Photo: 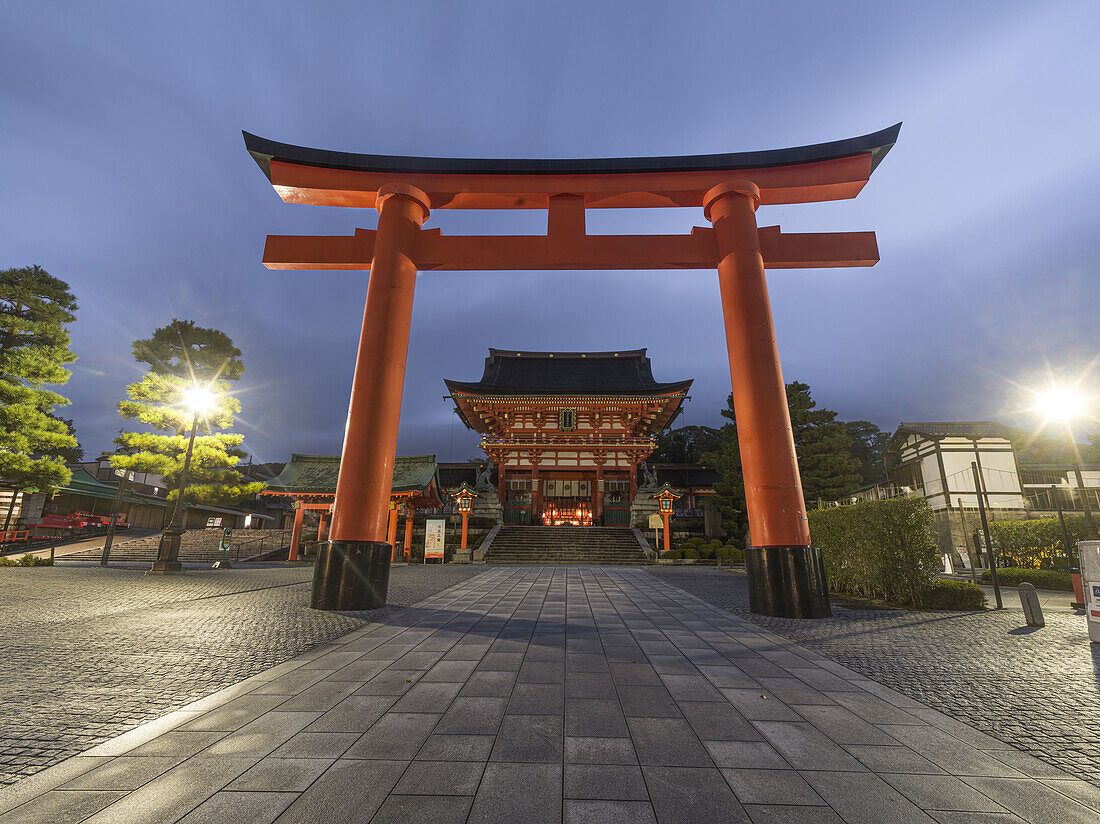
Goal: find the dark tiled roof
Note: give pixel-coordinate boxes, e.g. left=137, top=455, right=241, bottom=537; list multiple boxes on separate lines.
left=895, top=422, right=1015, bottom=439
left=653, top=464, right=722, bottom=487
left=243, top=124, right=901, bottom=179
left=266, top=454, right=440, bottom=496
left=445, top=349, right=691, bottom=397
left=438, top=463, right=497, bottom=489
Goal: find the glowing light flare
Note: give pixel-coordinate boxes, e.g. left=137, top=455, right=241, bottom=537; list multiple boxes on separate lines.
left=182, top=385, right=220, bottom=415
left=1033, top=385, right=1088, bottom=422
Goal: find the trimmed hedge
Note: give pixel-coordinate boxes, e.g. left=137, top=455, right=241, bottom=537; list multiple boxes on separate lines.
left=922, top=579, right=986, bottom=610
left=681, top=548, right=699, bottom=560
left=663, top=550, right=682, bottom=560
left=987, top=516, right=1086, bottom=570
left=808, top=497, right=941, bottom=606
left=980, top=568, right=1074, bottom=591
left=0, top=554, right=53, bottom=567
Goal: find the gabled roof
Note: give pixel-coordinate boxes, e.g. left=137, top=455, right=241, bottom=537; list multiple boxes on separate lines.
left=265, top=454, right=441, bottom=501
left=886, top=422, right=1017, bottom=456
left=58, top=468, right=168, bottom=507
left=445, top=349, right=692, bottom=397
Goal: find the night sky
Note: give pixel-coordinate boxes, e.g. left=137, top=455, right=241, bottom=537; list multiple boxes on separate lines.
left=3, top=1, right=1098, bottom=464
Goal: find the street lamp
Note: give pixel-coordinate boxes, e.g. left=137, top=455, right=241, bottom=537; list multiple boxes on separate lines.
left=148, top=384, right=220, bottom=574
left=1033, top=384, right=1097, bottom=541
left=452, top=483, right=478, bottom=550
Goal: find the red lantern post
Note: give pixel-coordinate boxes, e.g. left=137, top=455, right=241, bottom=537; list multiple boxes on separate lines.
left=652, top=484, right=681, bottom=555
left=453, top=483, right=478, bottom=550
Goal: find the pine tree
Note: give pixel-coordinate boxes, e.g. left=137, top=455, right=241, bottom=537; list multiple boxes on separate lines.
left=0, top=265, right=80, bottom=492
left=705, top=382, right=862, bottom=542
left=651, top=425, right=724, bottom=464
left=843, top=420, right=890, bottom=486
left=112, top=319, right=264, bottom=506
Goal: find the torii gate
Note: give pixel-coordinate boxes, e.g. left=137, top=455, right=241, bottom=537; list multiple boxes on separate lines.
left=244, top=124, right=900, bottom=618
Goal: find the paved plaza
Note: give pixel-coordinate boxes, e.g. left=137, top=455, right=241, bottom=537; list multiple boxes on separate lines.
left=651, top=566, right=1100, bottom=785
left=0, top=563, right=483, bottom=785
left=3, top=566, right=1099, bottom=823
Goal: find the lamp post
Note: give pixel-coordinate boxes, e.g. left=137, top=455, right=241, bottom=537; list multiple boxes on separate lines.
left=1035, top=386, right=1097, bottom=541
left=453, top=483, right=477, bottom=550
left=148, top=386, right=218, bottom=575
left=652, top=483, right=681, bottom=555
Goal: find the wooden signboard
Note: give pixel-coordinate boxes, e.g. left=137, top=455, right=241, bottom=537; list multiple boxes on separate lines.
left=425, top=519, right=446, bottom=561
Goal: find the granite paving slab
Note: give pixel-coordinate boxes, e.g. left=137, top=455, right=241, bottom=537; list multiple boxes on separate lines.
left=2, top=566, right=1098, bottom=824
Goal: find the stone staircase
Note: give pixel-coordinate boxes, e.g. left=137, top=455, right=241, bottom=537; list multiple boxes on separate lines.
left=62, top=528, right=291, bottom=564
left=487, top=525, right=649, bottom=565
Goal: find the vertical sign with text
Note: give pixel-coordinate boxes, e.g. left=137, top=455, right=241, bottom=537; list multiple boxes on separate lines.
left=425, top=519, right=446, bottom=560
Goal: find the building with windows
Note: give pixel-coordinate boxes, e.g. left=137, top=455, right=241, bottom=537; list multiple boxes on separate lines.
left=446, top=349, right=690, bottom=526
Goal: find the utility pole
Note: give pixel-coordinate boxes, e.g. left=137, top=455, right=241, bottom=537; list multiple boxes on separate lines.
left=972, top=462, right=1002, bottom=609
left=100, top=469, right=130, bottom=565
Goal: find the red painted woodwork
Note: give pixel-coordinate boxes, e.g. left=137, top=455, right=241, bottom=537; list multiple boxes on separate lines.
left=706, top=181, right=811, bottom=547
left=267, top=153, right=874, bottom=210
left=262, top=226, right=878, bottom=272
left=289, top=504, right=304, bottom=561
left=328, top=185, right=429, bottom=545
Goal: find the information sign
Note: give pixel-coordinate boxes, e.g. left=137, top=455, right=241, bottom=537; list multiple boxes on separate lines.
left=425, top=519, right=446, bottom=560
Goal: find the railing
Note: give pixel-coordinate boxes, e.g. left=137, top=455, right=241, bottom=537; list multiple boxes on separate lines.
left=0, top=530, right=30, bottom=544
left=481, top=434, right=657, bottom=449
left=230, top=529, right=293, bottom=562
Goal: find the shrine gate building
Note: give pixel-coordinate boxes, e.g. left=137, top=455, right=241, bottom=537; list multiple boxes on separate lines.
left=447, top=349, right=688, bottom=527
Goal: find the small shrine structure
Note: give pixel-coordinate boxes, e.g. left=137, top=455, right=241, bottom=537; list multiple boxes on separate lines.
left=263, top=454, right=443, bottom=561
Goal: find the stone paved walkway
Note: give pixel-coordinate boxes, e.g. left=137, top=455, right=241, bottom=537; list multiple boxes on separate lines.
left=0, top=563, right=484, bottom=785
left=648, top=566, right=1100, bottom=785
left=4, top=566, right=1098, bottom=823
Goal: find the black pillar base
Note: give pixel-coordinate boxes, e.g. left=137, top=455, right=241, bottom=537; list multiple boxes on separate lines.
left=745, top=545, right=831, bottom=619
left=146, top=560, right=183, bottom=575
left=311, top=541, right=392, bottom=610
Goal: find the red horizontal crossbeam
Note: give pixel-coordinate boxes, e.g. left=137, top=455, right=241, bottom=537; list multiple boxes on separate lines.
left=262, top=225, right=878, bottom=272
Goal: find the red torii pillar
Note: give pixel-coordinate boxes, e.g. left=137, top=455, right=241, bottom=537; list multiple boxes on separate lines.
left=706, top=181, right=827, bottom=617
left=312, top=184, right=429, bottom=609
left=288, top=503, right=304, bottom=562
left=403, top=505, right=414, bottom=559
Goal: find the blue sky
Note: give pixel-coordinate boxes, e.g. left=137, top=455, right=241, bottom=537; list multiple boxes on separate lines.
left=2, top=0, right=1098, bottom=462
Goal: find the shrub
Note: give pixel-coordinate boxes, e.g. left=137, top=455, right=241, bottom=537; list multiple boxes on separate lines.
left=980, top=568, right=1073, bottom=591
left=716, top=547, right=731, bottom=561
left=708, top=539, right=723, bottom=547
left=681, top=537, right=704, bottom=548
left=728, top=548, right=744, bottom=563
left=921, top=579, right=986, bottom=610
left=808, top=497, right=940, bottom=607
left=681, top=548, right=699, bottom=560
left=987, top=517, right=1086, bottom=570
left=0, top=554, right=53, bottom=567
left=663, top=550, right=682, bottom=561
left=697, top=547, right=714, bottom=560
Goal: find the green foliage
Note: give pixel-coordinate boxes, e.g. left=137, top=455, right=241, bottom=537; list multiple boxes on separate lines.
left=980, top=568, right=1074, bottom=591
left=707, top=382, right=862, bottom=538
left=663, top=550, right=682, bottom=560
left=0, top=266, right=80, bottom=492
left=0, top=553, right=53, bottom=567
left=921, top=579, right=986, bottom=610
left=716, top=547, right=731, bottom=560
left=809, top=497, right=941, bottom=606
left=987, top=516, right=1086, bottom=570
left=651, top=425, right=724, bottom=464
left=681, top=548, right=699, bottom=560
left=113, top=320, right=264, bottom=506
left=728, top=547, right=744, bottom=562
left=696, top=546, right=714, bottom=560
left=844, top=420, right=890, bottom=486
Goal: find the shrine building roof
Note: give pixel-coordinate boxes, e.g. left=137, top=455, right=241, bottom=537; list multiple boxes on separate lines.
left=445, top=349, right=692, bottom=398
left=265, top=454, right=441, bottom=500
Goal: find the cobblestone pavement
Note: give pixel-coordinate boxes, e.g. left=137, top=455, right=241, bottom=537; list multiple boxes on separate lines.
left=0, top=563, right=486, bottom=785
left=4, top=566, right=1099, bottom=824
left=647, top=566, right=1100, bottom=785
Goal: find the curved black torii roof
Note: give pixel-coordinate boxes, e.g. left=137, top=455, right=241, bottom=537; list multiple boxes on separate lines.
left=243, top=123, right=901, bottom=180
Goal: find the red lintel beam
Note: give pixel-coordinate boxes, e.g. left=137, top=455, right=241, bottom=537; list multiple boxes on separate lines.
left=263, top=227, right=878, bottom=271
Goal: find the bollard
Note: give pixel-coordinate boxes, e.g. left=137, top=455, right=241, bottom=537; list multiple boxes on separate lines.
left=1018, top=582, right=1044, bottom=628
